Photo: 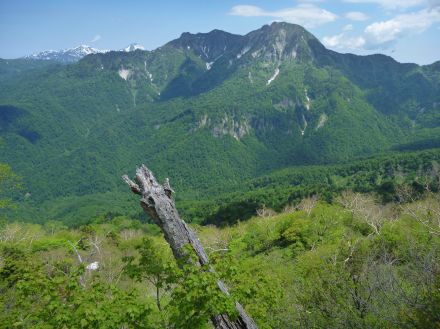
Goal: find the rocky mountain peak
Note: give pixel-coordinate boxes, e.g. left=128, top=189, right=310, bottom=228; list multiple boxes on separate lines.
left=165, top=22, right=320, bottom=65
left=240, top=22, right=319, bottom=63
left=122, top=43, right=145, bottom=52
left=166, top=29, right=242, bottom=61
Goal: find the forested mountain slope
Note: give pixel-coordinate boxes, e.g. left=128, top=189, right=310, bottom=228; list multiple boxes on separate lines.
left=1, top=22, right=439, bottom=222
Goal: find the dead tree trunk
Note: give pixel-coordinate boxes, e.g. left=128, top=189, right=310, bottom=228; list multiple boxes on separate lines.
left=123, top=165, right=258, bottom=329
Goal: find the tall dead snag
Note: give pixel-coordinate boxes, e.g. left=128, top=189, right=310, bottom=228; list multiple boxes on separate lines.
left=123, top=165, right=258, bottom=329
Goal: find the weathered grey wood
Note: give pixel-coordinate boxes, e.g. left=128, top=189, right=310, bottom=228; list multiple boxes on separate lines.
left=123, top=165, right=258, bottom=329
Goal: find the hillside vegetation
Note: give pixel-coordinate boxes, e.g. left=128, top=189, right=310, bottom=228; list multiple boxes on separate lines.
left=1, top=21, right=440, bottom=328
left=1, top=22, right=439, bottom=222
left=4, top=148, right=439, bottom=227
left=1, top=190, right=439, bottom=328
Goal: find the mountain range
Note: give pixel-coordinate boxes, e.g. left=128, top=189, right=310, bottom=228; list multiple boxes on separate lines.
left=24, top=43, right=145, bottom=63
left=0, top=22, right=439, bottom=223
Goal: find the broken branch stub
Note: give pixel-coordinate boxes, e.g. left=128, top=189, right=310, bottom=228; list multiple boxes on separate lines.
left=123, top=165, right=258, bottom=329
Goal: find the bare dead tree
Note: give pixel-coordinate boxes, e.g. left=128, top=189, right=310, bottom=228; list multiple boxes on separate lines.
left=67, top=235, right=103, bottom=287
left=403, top=193, right=440, bottom=236
left=0, top=223, right=42, bottom=244
left=123, top=165, right=258, bottom=329
left=296, top=195, right=318, bottom=217
left=256, top=205, right=276, bottom=218
left=395, top=182, right=440, bottom=236
left=338, top=191, right=390, bottom=235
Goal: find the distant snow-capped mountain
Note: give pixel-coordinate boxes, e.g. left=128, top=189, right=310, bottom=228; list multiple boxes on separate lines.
left=26, top=45, right=107, bottom=63
left=122, top=43, right=145, bottom=52
left=25, top=43, right=145, bottom=63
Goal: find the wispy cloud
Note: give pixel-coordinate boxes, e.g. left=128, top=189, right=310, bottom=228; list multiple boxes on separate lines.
left=90, top=34, right=101, bottom=43
left=345, top=11, right=369, bottom=21
left=430, top=0, right=440, bottom=8
left=342, top=0, right=426, bottom=10
left=229, top=4, right=338, bottom=28
left=363, top=7, right=440, bottom=48
left=323, top=33, right=366, bottom=49
left=323, top=7, right=440, bottom=50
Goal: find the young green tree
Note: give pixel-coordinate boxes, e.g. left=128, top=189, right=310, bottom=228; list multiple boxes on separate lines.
left=0, top=247, right=154, bottom=329
left=0, top=163, right=19, bottom=210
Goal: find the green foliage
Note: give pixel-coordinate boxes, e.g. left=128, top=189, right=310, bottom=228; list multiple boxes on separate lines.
left=0, top=247, right=154, bottom=329
left=168, top=259, right=237, bottom=328
left=0, top=194, right=439, bottom=328
left=0, top=163, right=19, bottom=210
left=1, top=22, right=440, bottom=328
left=1, top=23, right=439, bottom=223
left=183, top=149, right=440, bottom=226
left=124, top=239, right=238, bottom=328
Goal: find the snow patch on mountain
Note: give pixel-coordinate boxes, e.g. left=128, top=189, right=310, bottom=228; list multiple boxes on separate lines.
left=316, top=113, right=328, bottom=130
left=305, top=89, right=311, bottom=110
left=237, top=46, right=250, bottom=59
left=267, top=68, right=280, bottom=85
left=201, top=46, right=210, bottom=59
left=206, top=62, right=214, bottom=70
left=248, top=71, right=254, bottom=84
left=118, top=68, right=131, bottom=80
left=300, top=114, right=308, bottom=136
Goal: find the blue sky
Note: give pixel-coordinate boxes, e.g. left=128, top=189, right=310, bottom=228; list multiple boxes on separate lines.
left=1, top=0, right=439, bottom=64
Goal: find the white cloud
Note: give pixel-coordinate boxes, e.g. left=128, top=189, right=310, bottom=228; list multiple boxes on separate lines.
left=345, top=11, right=369, bottom=21
left=230, top=5, right=264, bottom=16
left=429, top=0, right=440, bottom=7
left=322, top=33, right=366, bottom=49
left=90, top=34, right=101, bottom=43
left=343, top=0, right=425, bottom=10
left=363, top=8, right=440, bottom=48
left=229, top=4, right=338, bottom=28
left=323, top=7, right=440, bottom=51
left=343, top=24, right=354, bottom=31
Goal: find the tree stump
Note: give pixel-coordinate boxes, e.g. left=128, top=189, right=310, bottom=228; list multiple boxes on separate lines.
left=123, top=165, right=258, bottom=329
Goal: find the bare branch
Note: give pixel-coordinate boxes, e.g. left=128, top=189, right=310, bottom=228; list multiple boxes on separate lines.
left=122, top=175, right=141, bottom=195
left=67, top=240, right=83, bottom=264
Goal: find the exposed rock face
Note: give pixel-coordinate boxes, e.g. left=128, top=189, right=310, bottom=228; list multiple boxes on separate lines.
left=198, top=114, right=210, bottom=128
left=196, top=111, right=316, bottom=140
left=212, top=115, right=251, bottom=140
left=242, top=22, right=316, bottom=63
left=196, top=114, right=251, bottom=140
left=118, top=68, right=131, bottom=80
